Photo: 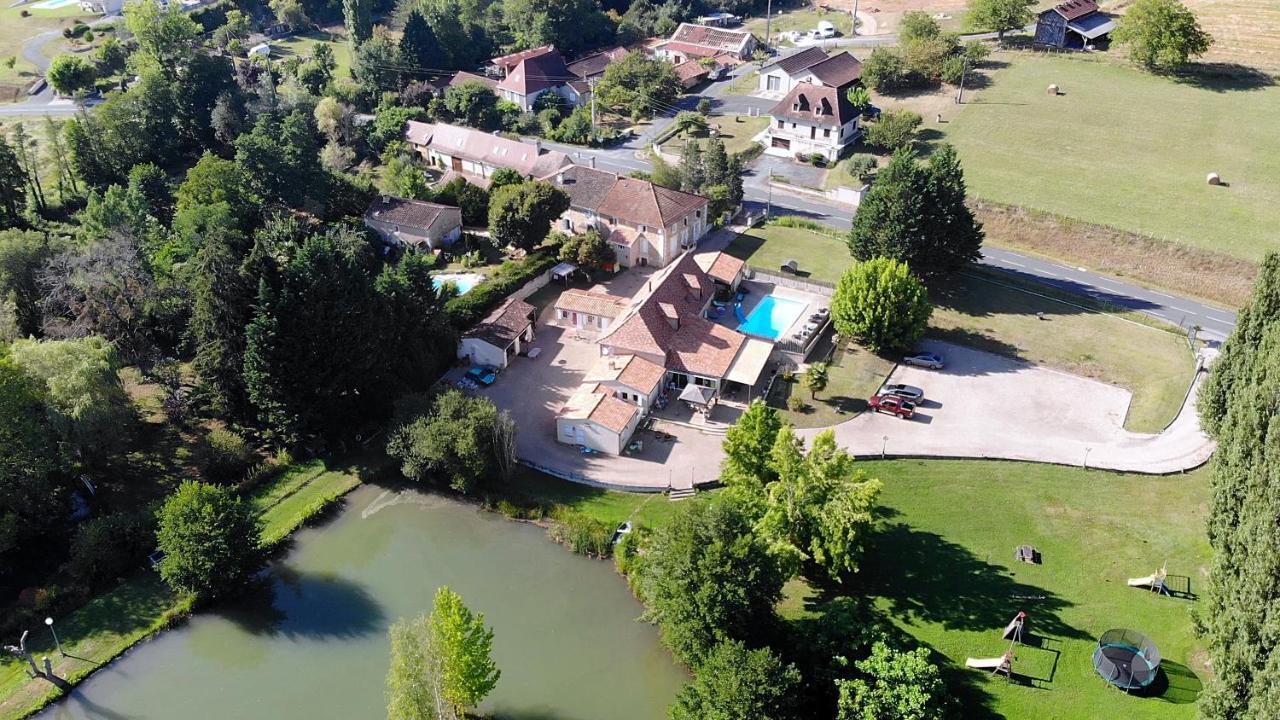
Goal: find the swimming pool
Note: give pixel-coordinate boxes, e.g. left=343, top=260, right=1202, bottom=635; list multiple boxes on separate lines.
left=32, top=0, right=79, bottom=9
left=432, top=272, right=484, bottom=295
left=736, top=295, right=806, bottom=340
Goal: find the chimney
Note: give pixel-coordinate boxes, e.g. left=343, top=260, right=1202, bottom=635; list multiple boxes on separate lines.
left=660, top=302, right=680, bottom=331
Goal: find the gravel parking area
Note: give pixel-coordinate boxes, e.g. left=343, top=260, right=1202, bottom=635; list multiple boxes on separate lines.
left=801, top=340, right=1213, bottom=474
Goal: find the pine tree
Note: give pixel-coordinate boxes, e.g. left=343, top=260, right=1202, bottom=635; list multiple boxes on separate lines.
left=1197, top=253, right=1280, bottom=720
left=399, top=9, right=445, bottom=70
left=680, top=140, right=704, bottom=194
left=703, top=136, right=728, bottom=189
left=921, top=144, right=983, bottom=275
left=343, top=0, right=372, bottom=46
left=0, top=134, right=27, bottom=227
left=188, top=228, right=253, bottom=419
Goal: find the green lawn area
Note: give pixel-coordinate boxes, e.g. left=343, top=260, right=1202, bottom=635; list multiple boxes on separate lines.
left=941, top=52, right=1280, bottom=262
left=495, top=465, right=679, bottom=529
left=0, top=458, right=370, bottom=720
left=821, top=155, right=874, bottom=191
left=660, top=114, right=768, bottom=157
left=929, top=270, right=1195, bottom=432
left=272, top=28, right=353, bottom=79
left=0, top=3, right=97, bottom=95
left=725, top=219, right=851, bottom=283
left=767, top=339, right=894, bottom=428
left=842, top=459, right=1211, bottom=720
left=724, top=70, right=759, bottom=96
left=744, top=8, right=853, bottom=39
left=724, top=223, right=1195, bottom=431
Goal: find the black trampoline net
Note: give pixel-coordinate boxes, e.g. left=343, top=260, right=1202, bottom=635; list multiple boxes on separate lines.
left=1092, top=628, right=1162, bottom=689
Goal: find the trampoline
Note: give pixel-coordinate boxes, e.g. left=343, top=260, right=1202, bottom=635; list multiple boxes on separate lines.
left=1092, top=628, right=1161, bottom=690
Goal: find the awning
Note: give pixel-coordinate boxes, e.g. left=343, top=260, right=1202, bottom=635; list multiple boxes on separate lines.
left=678, top=384, right=716, bottom=405
left=551, top=262, right=578, bottom=279
left=1067, top=14, right=1115, bottom=39
left=724, top=338, right=773, bottom=386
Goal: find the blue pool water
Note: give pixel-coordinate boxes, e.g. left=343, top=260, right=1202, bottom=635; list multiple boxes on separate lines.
left=432, top=273, right=484, bottom=295
left=737, top=296, right=806, bottom=340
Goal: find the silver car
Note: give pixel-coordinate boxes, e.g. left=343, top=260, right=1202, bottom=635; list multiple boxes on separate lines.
left=903, top=352, right=945, bottom=370
left=882, top=383, right=924, bottom=403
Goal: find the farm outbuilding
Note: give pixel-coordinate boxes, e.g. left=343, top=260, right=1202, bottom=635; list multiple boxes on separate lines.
left=1034, top=0, right=1115, bottom=50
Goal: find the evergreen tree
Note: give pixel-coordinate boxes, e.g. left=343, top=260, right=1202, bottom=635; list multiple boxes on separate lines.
left=343, top=0, right=372, bottom=46
left=0, top=134, right=28, bottom=228
left=1197, top=254, right=1280, bottom=720
left=188, top=227, right=253, bottom=419
left=848, top=146, right=982, bottom=279
left=679, top=139, right=704, bottom=194
left=702, top=137, right=728, bottom=190
left=399, top=9, right=446, bottom=71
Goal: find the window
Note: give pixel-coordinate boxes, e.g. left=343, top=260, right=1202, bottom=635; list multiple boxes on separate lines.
left=766, top=75, right=780, bottom=91
left=696, top=210, right=702, bottom=218
left=777, top=118, right=784, bottom=129
left=810, top=126, right=816, bottom=139
left=823, top=128, right=831, bottom=138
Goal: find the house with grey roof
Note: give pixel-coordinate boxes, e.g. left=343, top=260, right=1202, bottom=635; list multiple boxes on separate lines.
left=403, top=121, right=574, bottom=186
left=458, top=297, right=536, bottom=369
left=764, top=81, right=863, bottom=161
left=758, top=48, right=863, bottom=97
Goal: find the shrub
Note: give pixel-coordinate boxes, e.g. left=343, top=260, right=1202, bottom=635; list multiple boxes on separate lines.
left=963, top=40, right=991, bottom=65
left=941, top=54, right=967, bottom=85
left=156, top=481, right=264, bottom=598
left=786, top=395, right=807, bottom=412
left=831, top=257, right=932, bottom=352
left=67, top=510, right=156, bottom=589
left=864, top=109, right=923, bottom=152
left=846, top=154, right=878, bottom=181
left=771, top=215, right=845, bottom=237
left=861, top=48, right=911, bottom=93
left=549, top=512, right=614, bottom=557
left=201, top=427, right=253, bottom=483
left=445, top=246, right=560, bottom=326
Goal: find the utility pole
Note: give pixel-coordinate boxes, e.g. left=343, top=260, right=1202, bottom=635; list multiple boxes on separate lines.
left=765, top=0, right=773, bottom=47
left=851, top=0, right=859, bottom=36
left=589, top=76, right=597, bottom=144
left=955, top=57, right=969, bottom=104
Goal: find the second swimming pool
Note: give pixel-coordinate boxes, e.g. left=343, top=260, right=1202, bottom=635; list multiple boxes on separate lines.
left=736, top=295, right=806, bottom=340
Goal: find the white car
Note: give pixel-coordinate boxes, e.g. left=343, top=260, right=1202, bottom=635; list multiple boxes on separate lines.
left=809, top=21, right=836, bottom=39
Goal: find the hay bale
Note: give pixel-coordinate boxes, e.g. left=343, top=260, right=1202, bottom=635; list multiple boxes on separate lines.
left=1207, top=172, right=1221, bottom=186
left=1047, top=84, right=1060, bottom=95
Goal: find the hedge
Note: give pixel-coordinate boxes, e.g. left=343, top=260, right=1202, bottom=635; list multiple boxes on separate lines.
left=445, top=246, right=560, bottom=327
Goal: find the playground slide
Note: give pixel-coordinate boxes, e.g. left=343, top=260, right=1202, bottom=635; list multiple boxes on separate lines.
left=1002, top=614, right=1024, bottom=640
left=1128, top=575, right=1156, bottom=587
left=734, top=303, right=747, bottom=323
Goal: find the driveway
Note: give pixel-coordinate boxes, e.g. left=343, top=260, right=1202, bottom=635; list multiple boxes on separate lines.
left=799, top=340, right=1215, bottom=474
left=474, top=318, right=728, bottom=492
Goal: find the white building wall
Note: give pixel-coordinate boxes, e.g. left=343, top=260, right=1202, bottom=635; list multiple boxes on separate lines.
left=556, top=417, right=624, bottom=454
left=458, top=338, right=509, bottom=368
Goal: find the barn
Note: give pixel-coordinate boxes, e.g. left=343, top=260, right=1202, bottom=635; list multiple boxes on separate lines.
left=1034, top=0, right=1115, bottom=50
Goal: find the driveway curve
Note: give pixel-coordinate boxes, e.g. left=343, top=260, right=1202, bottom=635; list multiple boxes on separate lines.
left=798, top=340, right=1215, bottom=475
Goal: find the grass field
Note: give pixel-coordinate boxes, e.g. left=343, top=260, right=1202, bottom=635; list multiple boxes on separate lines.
left=660, top=114, right=769, bottom=157
left=272, top=28, right=354, bottom=79
left=942, top=52, right=1280, bottom=262
left=496, top=465, right=679, bottom=529
left=744, top=8, right=855, bottom=40
left=846, top=459, right=1211, bottom=720
left=725, top=69, right=759, bottom=96
left=724, top=222, right=1195, bottom=431
left=0, top=3, right=95, bottom=95
left=0, top=459, right=369, bottom=720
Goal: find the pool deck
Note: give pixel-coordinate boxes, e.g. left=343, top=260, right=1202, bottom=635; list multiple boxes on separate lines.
left=717, top=280, right=830, bottom=346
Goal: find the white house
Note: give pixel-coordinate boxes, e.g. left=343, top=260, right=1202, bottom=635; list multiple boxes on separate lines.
left=759, top=49, right=863, bottom=96
left=553, top=288, right=631, bottom=332
left=492, top=46, right=577, bottom=111
left=556, top=383, right=642, bottom=455
left=364, top=196, right=463, bottom=251
left=764, top=82, right=863, bottom=161
left=458, top=298, right=536, bottom=369
left=582, top=354, right=666, bottom=415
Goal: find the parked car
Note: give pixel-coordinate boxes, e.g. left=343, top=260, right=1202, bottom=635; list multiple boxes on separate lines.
left=869, top=394, right=916, bottom=419
left=809, top=21, right=836, bottom=39
left=882, top=383, right=924, bottom=403
left=903, top=352, right=945, bottom=370
left=465, top=366, right=498, bottom=386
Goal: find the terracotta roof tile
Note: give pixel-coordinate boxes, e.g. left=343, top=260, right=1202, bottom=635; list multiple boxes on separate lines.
left=554, top=288, right=630, bottom=318
left=706, top=252, right=745, bottom=285
left=566, top=47, right=630, bottom=79
left=491, top=45, right=556, bottom=73
left=449, top=71, right=498, bottom=90
left=414, top=123, right=574, bottom=177
left=545, top=167, right=707, bottom=228
left=364, top=196, right=461, bottom=234
left=669, top=22, right=755, bottom=53
left=464, top=297, right=534, bottom=347
left=497, top=50, right=573, bottom=95
left=584, top=354, right=665, bottom=394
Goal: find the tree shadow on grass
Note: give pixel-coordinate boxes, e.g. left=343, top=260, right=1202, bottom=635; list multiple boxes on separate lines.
left=862, top=522, right=1086, bottom=641
left=1143, top=660, right=1203, bottom=704
left=1173, top=63, right=1276, bottom=93
left=215, top=569, right=384, bottom=641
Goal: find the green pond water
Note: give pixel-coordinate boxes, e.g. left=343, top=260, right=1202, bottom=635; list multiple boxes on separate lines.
left=38, top=486, right=686, bottom=720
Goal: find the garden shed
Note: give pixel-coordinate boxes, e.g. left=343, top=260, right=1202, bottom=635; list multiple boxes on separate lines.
left=1034, top=0, right=1115, bottom=50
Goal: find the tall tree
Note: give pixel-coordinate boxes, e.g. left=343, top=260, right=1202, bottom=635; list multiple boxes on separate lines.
left=0, top=358, right=61, bottom=591
left=634, top=495, right=786, bottom=666
left=0, top=230, right=56, bottom=336
left=487, top=180, right=570, bottom=251
left=831, top=256, right=932, bottom=353
left=400, top=9, right=446, bottom=70
left=46, top=55, right=97, bottom=97
left=670, top=640, right=801, bottom=720
left=188, top=228, right=254, bottom=418
left=1197, top=253, right=1280, bottom=720
left=848, top=146, right=982, bottom=279
left=155, top=480, right=263, bottom=599
left=0, top=134, right=26, bottom=228
left=720, top=399, right=784, bottom=493
left=387, top=389, right=503, bottom=494
left=1114, top=0, right=1212, bottom=72
left=10, top=124, right=45, bottom=214
left=234, top=110, right=322, bottom=209
left=343, top=0, right=373, bottom=46
left=837, top=641, right=947, bottom=720
left=966, top=0, right=1034, bottom=43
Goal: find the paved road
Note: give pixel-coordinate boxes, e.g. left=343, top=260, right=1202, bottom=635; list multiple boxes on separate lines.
left=5, top=17, right=112, bottom=116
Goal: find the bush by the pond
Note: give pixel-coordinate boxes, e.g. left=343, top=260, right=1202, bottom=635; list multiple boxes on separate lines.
left=156, top=481, right=264, bottom=598
left=200, top=427, right=253, bottom=483
left=549, top=512, right=614, bottom=557
left=67, top=510, right=156, bottom=590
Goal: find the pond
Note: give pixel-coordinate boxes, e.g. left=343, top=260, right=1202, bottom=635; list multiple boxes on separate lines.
left=39, top=486, right=686, bottom=720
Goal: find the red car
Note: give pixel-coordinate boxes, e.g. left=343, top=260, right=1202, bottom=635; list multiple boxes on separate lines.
left=869, top=394, right=916, bottom=419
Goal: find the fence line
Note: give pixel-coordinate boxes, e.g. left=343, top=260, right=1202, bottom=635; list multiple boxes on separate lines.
left=746, top=266, right=837, bottom=296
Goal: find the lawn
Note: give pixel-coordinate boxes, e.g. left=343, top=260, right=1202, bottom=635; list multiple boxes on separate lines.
left=272, top=28, right=354, bottom=79
left=724, top=69, right=759, bottom=96
left=0, top=2, right=97, bottom=97
left=941, top=52, right=1280, bottom=262
left=723, top=223, right=1195, bottom=431
left=767, top=337, right=895, bottom=428
left=0, top=458, right=371, bottom=720
left=724, top=218, right=852, bottom=283
left=495, top=465, right=679, bottom=529
left=844, top=459, right=1211, bottom=720
left=659, top=114, right=769, bottom=157
left=744, top=8, right=854, bottom=40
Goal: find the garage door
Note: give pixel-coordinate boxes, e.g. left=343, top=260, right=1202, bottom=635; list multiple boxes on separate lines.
left=771, top=137, right=790, bottom=150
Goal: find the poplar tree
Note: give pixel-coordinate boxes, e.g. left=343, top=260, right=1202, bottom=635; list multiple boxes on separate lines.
left=343, top=0, right=372, bottom=46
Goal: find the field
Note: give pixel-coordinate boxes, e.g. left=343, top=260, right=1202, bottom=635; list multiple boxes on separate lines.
left=848, top=459, right=1211, bottom=720
left=0, top=2, right=96, bottom=98
left=744, top=8, right=855, bottom=40
left=941, top=52, right=1280, bottom=262
left=272, top=28, right=354, bottom=79
left=724, top=69, right=759, bottom=96
left=659, top=114, right=769, bottom=157
left=723, top=222, right=1195, bottom=431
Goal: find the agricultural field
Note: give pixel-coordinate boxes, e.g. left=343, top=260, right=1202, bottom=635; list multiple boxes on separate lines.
left=941, top=52, right=1280, bottom=262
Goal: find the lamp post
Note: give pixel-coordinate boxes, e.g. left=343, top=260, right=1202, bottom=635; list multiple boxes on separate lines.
left=881, top=435, right=889, bottom=459
left=44, top=617, right=64, bottom=657
left=1083, top=447, right=1092, bottom=470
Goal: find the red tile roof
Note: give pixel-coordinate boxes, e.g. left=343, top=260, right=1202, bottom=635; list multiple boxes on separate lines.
left=555, top=288, right=630, bottom=318
left=706, top=252, right=745, bottom=285
left=674, top=59, right=711, bottom=83
left=544, top=168, right=708, bottom=229
left=566, top=47, right=630, bottom=79
left=659, top=41, right=721, bottom=59
left=364, top=196, right=461, bottom=234
left=585, top=354, right=666, bottom=394
left=1051, top=0, right=1100, bottom=20
left=464, top=297, right=534, bottom=347
left=414, top=123, right=574, bottom=177
left=491, top=45, right=556, bottom=73
left=669, top=22, right=756, bottom=53
left=449, top=71, right=498, bottom=90
left=497, top=50, right=573, bottom=96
